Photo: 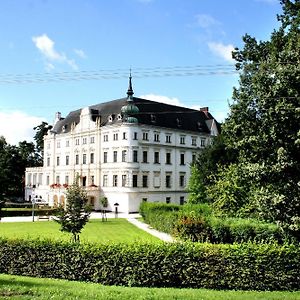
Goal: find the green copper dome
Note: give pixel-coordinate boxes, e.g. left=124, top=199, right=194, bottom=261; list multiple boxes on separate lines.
left=121, top=74, right=139, bottom=123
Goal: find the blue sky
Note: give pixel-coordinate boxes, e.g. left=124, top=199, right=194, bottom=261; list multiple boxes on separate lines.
left=0, top=0, right=282, bottom=144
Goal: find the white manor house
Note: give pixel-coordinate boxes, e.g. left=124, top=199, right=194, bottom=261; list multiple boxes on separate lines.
left=25, top=77, right=219, bottom=213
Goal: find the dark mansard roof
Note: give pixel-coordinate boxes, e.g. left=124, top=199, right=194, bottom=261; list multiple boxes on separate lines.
left=52, top=96, right=219, bottom=134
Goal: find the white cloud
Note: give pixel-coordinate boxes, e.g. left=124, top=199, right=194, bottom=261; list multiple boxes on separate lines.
left=0, top=111, right=45, bottom=145
left=195, top=14, right=220, bottom=28
left=139, top=94, right=183, bottom=107
left=32, top=34, right=78, bottom=70
left=208, top=42, right=235, bottom=62
left=74, top=49, right=87, bottom=59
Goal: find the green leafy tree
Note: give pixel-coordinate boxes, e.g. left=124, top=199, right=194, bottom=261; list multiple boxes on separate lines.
left=33, top=121, right=52, bottom=162
left=55, top=182, right=91, bottom=242
left=221, top=0, right=300, bottom=236
left=187, top=134, right=236, bottom=204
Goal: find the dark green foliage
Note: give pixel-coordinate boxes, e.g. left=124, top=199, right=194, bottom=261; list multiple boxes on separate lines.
left=0, top=238, right=299, bottom=290
left=1, top=208, right=58, bottom=217
left=141, top=202, right=293, bottom=243
left=55, top=182, right=91, bottom=242
left=139, top=202, right=179, bottom=234
left=188, top=1, right=300, bottom=238
left=33, top=121, right=52, bottom=159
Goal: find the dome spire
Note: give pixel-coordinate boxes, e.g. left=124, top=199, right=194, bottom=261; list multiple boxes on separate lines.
left=127, top=69, right=134, bottom=98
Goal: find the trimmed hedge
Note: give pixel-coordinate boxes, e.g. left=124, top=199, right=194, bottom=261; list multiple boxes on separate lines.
left=140, top=202, right=293, bottom=243
left=0, top=238, right=299, bottom=290
left=1, top=208, right=58, bottom=217
left=139, top=202, right=179, bottom=234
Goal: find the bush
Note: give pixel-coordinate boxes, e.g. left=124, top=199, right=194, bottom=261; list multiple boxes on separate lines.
left=1, top=208, right=58, bottom=217
left=141, top=202, right=293, bottom=243
left=174, top=215, right=292, bottom=244
left=0, top=238, right=299, bottom=290
left=139, top=202, right=179, bottom=234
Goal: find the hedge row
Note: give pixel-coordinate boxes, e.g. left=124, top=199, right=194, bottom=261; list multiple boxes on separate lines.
left=1, top=208, right=58, bottom=217
left=140, top=202, right=293, bottom=243
left=0, top=238, right=299, bottom=290
left=139, top=202, right=180, bottom=234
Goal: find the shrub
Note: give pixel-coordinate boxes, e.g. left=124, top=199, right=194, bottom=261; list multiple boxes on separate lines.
left=139, top=202, right=179, bottom=234
left=1, top=208, right=59, bottom=217
left=0, top=238, right=299, bottom=290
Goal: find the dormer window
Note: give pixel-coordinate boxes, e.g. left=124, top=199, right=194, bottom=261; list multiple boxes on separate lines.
left=62, top=125, right=67, bottom=133
left=176, top=118, right=182, bottom=128
left=108, top=115, right=114, bottom=122
left=117, top=114, right=122, bottom=121
left=150, top=114, right=156, bottom=123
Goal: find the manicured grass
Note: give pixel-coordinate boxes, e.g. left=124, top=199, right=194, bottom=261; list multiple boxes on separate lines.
left=0, top=219, right=160, bottom=244
left=0, top=274, right=299, bottom=300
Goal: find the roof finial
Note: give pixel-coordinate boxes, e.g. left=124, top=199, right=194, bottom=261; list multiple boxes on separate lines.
left=127, top=69, right=134, bottom=98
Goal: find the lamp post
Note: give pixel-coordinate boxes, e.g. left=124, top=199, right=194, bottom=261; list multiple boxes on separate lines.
left=114, top=203, right=119, bottom=218
left=32, top=197, right=35, bottom=222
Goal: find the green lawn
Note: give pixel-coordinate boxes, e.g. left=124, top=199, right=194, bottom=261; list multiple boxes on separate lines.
left=0, top=219, right=160, bottom=244
left=0, top=274, right=299, bottom=300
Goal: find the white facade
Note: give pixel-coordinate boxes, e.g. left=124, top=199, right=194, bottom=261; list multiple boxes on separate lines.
left=25, top=91, right=219, bottom=213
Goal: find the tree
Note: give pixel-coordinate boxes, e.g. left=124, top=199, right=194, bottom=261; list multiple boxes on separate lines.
left=220, top=0, right=300, bottom=235
left=55, top=181, right=91, bottom=242
left=33, top=121, right=52, bottom=162
left=187, top=134, right=236, bottom=204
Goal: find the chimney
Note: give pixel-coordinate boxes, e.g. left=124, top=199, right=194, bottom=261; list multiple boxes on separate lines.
left=200, top=107, right=209, bottom=113
left=54, top=112, right=62, bottom=125
left=200, top=107, right=209, bottom=117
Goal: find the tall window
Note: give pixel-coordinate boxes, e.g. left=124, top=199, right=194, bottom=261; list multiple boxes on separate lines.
left=142, top=132, right=148, bottom=141
left=122, top=175, right=127, bottom=187
left=142, top=151, right=148, bottom=163
left=66, top=140, right=70, bottom=147
left=103, top=135, right=108, bottom=142
left=57, top=141, right=61, bottom=148
left=166, top=175, right=171, bottom=188
left=82, top=154, right=87, bottom=164
left=180, top=174, right=185, bottom=187
left=103, top=175, right=108, bottom=187
left=166, top=152, right=171, bottom=164
left=133, top=132, right=138, bottom=140
left=91, top=175, right=95, bottom=185
left=142, top=175, right=148, bottom=188
left=113, top=151, right=118, bottom=162
left=132, top=175, right=138, bottom=187
left=66, top=155, right=69, bottom=166
left=165, top=135, right=171, bottom=143
left=122, top=150, right=127, bottom=162
left=82, top=176, right=87, bottom=187
left=192, top=153, right=196, bottom=163
left=154, top=151, right=160, bottom=164
left=56, top=156, right=60, bottom=166
left=82, top=137, right=87, bottom=144
left=90, top=136, right=95, bottom=144
left=154, top=133, right=160, bottom=142
left=103, top=152, right=108, bottom=163
left=133, top=150, right=138, bottom=162
left=166, top=197, right=171, bottom=204
left=113, top=133, right=118, bottom=141
left=180, top=136, right=185, bottom=145
left=113, top=175, right=118, bottom=187
left=180, top=196, right=185, bottom=205
left=180, top=153, right=185, bottom=165
left=56, top=175, right=60, bottom=184
left=75, top=138, right=80, bottom=145
left=90, top=153, right=94, bottom=164
left=123, top=132, right=127, bottom=140
left=201, top=138, right=206, bottom=147
left=46, top=175, right=50, bottom=185
left=192, top=137, right=197, bottom=146
left=47, top=157, right=50, bottom=166
left=65, top=175, right=69, bottom=185
left=75, top=154, right=79, bottom=165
